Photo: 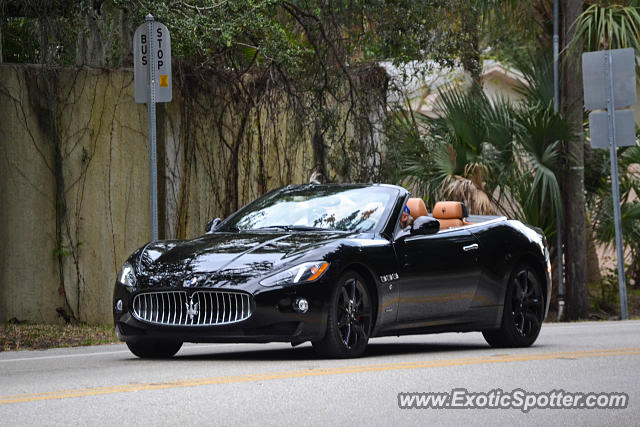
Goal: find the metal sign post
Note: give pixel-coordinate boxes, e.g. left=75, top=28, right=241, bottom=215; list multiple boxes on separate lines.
left=582, top=48, right=635, bottom=320
left=604, top=52, right=629, bottom=321
left=552, top=0, right=564, bottom=320
left=134, top=14, right=172, bottom=242
left=146, top=16, right=159, bottom=242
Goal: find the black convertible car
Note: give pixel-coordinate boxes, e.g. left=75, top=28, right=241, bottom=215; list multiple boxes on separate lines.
left=114, top=184, right=551, bottom=358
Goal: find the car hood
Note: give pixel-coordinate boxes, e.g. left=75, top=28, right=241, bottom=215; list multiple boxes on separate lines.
left=138, top=231, right=348, bottom=288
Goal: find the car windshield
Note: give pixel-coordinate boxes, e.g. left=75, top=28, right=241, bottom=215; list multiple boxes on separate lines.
left=219, top=186, right=397, bottom=232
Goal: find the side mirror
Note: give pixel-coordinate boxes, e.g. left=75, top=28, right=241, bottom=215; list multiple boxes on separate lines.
left=205, top=218, right=222, bottom=233
left=410, top=216, right=440, bottom=235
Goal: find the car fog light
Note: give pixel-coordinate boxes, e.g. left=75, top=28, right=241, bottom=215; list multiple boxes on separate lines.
left=115, top=299, right=123, bottom=313
left=294, top=298, right=309, bottom=313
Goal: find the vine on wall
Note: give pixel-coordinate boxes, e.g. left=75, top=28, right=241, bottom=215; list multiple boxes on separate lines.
left=0, top=62, right=387, bottom=323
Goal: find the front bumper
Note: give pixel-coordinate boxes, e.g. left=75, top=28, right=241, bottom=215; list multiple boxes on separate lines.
left=113, top=282, right=329, bottom=344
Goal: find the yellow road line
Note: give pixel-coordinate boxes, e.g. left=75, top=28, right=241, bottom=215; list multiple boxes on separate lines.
left=2, top=347, right=639, bottom=405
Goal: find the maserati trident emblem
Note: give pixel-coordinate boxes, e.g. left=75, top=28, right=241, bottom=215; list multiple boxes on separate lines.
left=185, top=297, right=199, bottom=321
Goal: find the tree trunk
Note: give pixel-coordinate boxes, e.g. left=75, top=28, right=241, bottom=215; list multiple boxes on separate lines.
left=586, top=227, right=601, bottom=286
left=312, top=121, right=328, bottom=183
left=38, top=17, right=49, bottom=64
left=76, top=2, right=106, bottom=67
left=459, top=2, right=482, bottom=85
left=119, top=7, right=133, bottom=67
left=560, top=0, right=589, bottom=319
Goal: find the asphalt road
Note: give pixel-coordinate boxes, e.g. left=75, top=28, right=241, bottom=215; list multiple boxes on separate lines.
left=1, top=320, right=639, bottom=426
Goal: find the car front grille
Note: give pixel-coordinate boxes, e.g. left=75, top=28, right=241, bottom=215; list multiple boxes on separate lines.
left=132, top=290, right=252, bottom=326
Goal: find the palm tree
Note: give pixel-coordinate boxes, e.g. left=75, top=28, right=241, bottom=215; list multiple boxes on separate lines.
left=399, top=84, right=515, bottom=214
left=394, top=78, right=567, bottom=234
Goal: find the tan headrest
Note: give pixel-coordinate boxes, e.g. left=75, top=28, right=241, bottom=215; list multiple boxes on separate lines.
left=406, top=198, right=428, bottom=218
left=433, top=201, right=468, bottom=219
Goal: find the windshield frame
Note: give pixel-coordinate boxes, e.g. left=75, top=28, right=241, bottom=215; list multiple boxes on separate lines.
left=216, top=184, right=401, bottom=234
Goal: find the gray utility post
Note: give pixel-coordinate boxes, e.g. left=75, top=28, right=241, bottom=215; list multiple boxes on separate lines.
left=133, top=14, right=172, bottom=242
left=552, top=0, right=564, bottom=320
left=582, top=48, right=636, bottom=320
left=146, top=15, right=159, bottom=242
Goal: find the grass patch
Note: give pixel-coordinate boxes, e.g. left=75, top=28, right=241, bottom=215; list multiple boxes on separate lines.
left=1, top=323, right=118, bottom=351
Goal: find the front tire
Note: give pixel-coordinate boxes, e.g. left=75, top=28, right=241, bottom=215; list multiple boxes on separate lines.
left=126, top=339, right=183, bottom=358
left=312, top=271, right=373, bottom=358
left=483, top=263, right=544, bottom=348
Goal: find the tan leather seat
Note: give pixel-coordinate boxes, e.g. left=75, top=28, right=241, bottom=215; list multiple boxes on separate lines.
left=406, top=198, right=428, bottom=218
left=432, top=201, right=469, bottom=229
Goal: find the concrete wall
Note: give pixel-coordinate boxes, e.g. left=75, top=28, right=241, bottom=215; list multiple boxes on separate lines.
left=0, top=64, right=384, bottom=324
left=1, top=66, right=60, bottom=322
left=0, top=66, right=153, bottom=323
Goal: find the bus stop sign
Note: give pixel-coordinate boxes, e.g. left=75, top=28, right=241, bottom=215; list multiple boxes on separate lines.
left=134, top=20, right=172, bottom=103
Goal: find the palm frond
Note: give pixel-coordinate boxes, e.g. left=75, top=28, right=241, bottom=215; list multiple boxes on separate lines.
left=512, top=50, right=554, bottom=106
left=440, top=175, right=494, bottom=214
left=570, top=3, right=640, bottom=52
left=513, top=101, right=567, bottom=220
left=594, top=200, right=640, bottom=249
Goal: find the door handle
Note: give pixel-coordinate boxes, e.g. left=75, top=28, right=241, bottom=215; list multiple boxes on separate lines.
left=463, top=243, right=479, bottom=252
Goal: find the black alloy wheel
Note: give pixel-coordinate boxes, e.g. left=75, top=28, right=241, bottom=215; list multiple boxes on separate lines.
left=483, top=263, right=544, bottom=348
left=313, top=271, right=373, bottom=358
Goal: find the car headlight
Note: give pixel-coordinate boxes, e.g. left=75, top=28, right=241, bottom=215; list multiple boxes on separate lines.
left=259, top=261, right=329, bottom=287
left=118, top=262, right=137, bottom=288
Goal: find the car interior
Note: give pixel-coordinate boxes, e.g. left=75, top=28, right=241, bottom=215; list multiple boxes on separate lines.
left=405, top=198, right=478, bottom=231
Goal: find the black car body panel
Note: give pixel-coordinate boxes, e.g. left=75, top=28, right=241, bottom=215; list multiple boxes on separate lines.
left=113, top=184, right=551, bottom=346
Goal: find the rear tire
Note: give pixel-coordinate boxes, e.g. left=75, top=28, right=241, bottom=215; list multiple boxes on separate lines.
left=126, top=339, right=183, bottom=358
left=312, top=271, right=373, bottom=358
left=483, top=263, right=544, bottom=348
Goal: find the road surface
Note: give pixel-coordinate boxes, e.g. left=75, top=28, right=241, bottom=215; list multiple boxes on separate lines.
left=1, top=320, right=639, bottom=425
